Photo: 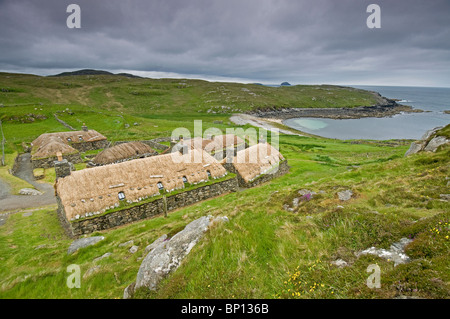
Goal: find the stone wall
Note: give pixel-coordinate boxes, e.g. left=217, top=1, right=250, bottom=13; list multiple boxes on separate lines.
left=224, top=160, right=290, bottom=188
left=58, top=177, right=238, bottom=237
left=10, top=153, right=22, bottom=175
left=32, top=153, right=82, bottom=169
left=70, top=139, right=110, bottom=152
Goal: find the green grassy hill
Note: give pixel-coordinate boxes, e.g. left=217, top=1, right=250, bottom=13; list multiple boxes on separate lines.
left=0, top=72, right=448, bottom=299
left=0, top=72, right=378, bottom=153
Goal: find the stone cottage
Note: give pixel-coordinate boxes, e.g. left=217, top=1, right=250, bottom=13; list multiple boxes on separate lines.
left=176, top=134, right=247, bottom=160
left=222, top=142, right=289, bottom=187
left=30, top=128, right=108, bottom=168
left=54, top=148, right=238, bottom=236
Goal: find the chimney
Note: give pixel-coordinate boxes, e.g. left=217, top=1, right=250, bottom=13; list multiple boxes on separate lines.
left=225, top=147, right=234, bottom=163
left=82, top=123, right=88, bottom=132
left=258, top=134, right=266, bottom=144
left=170, top=139, right=177, bottom=151
left=180, top=142, right=189, bottom=155
left=54, top=152, right=71, bottom=179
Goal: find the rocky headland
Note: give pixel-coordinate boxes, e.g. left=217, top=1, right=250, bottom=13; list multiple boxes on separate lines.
left=248, top=91, right=422, bottom=120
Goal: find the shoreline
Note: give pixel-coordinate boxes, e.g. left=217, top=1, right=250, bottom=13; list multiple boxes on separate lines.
left=247, top=99, right=422, bottom=121
left=229, top=93, right=429, bottom=139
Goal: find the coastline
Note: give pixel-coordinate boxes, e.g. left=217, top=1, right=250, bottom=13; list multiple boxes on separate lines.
left=248, top=99, right=422, bottom=121
left=230, top=92, right=424, bottom=138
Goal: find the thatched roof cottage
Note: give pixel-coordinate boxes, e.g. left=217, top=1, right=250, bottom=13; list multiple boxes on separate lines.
left=91, top=141, right=158, bottom=166
left=222, top=142, right=289, bottom=187
left=55, top=148, right=238, bottom=236
left=177, top=134, right=247, bottom=160
left=31, top=129, right=108, bottom=168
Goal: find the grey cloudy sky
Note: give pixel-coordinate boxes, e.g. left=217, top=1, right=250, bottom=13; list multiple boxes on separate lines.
left=1, top=0, right=449, bottom=87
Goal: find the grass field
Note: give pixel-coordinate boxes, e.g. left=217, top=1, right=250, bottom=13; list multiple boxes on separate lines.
left=0, top=134, right=448, bottom=299
left=0, top=72, right=378, bottom=154
left=0, top=72, right=448, bottom=299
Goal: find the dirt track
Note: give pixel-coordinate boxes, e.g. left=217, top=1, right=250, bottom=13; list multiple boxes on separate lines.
left=0, top=153, right=56, bottom=212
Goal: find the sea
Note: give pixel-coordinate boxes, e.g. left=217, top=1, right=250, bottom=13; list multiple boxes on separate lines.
left=283, top=85, right=450, bottom=140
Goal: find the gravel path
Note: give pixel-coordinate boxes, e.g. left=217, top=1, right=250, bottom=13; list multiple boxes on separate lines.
left=0, top=153, right=56, bottom=212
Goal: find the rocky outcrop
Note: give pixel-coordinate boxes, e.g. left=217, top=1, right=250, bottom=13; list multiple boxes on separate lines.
left=337, top=189, right=353, bottom=201
left=249, top=97, right=419, bottom=120
left=19, top=188, right=43, bottom=196
left=423, top=136, right=449, bottom=152
left=404, top=142, right=424, bottom=157
left=356, top=238, right=413, bottom=267
left=405, top=126, right=449, bottom=156
left=67, top=236, right=105, bottom=255
left=124, top=215, right=228, bottom=298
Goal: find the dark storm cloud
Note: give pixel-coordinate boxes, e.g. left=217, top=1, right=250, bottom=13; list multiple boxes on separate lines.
left=0, top=0, right=449, bottom=86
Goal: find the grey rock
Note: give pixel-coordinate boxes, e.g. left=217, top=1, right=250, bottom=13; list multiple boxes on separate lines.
left=356, top=237, right=413, bottom=266
left=440, top=194, right=450, bottom=201
left=133, top=215, right=221, bottom=292
left=331, top=259, right=348, bottom=268
left=390, top=237, right=413, bottom=253
left=337, top=189, right=353, bottom=201
left=22, top=212, right=33, bottom=217
left=129, top=245, right=139, bottom=254
left=421, top=126, right=443, bottom=141
left=123, top=282, right=136, bottom=299
left=144, top=234, right=168, bottom=255
left=292, top=198, right=300, bottom=207
left=19, top=188, right=43, bottom=196
left=118, top=240, right=134, bottom=248
left=404, top=142, right=424, bottom=156
left=67, top=236, right=105, bottom=255
left=217, top=216, right=230, bottom=223
left=423, top=136, right=449, bottom=152
left=298, top=189, right=316, bottom=196
left=93, top=252, right=112, bottom=262
left=83, top=265, right=101, bottom=279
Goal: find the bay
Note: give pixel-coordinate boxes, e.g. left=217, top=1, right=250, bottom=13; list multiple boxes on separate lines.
left=283, top=85, right=450, bottom=140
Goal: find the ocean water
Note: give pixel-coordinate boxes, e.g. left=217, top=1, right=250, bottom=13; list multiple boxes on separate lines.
left=283, top=85, right=450, bottom=140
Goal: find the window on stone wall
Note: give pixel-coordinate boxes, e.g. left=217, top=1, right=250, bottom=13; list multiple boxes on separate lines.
left=67, top=137, right=72, bottom=142
left=118, top=191, right=125, bottom=200
left=182, top=176, right=188, bottom=184
left=157, top=182, right=164, bottom=190
left=78, top=136, right=83, bottom=142
left=206, top=170, right=211, bottom=178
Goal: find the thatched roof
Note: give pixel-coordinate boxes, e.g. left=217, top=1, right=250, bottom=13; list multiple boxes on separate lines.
left=184, top=134, right=245, bottom=153
left=92, top=142, right=158, bottom=165
left=32, top=136, right=78, bottom=159
left=32, top=130, right=107, bottom=149
left=56, top=149, right=228, bottom=220
left=229, top=143, right=284, bottom=183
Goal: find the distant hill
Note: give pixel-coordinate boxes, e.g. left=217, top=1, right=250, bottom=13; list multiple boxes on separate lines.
left=50, top=69, right=142, bottom=78
left=280, top=82, right=291, bottom=86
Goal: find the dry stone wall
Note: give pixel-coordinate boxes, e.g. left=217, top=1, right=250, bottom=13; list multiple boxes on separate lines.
left=57, top=177, right=238, bottom=237
left=224, top=160, right=290, bottom=188
left=70, top=140, right=109, bottom=152
left=32, top=153, right=82, bottom=169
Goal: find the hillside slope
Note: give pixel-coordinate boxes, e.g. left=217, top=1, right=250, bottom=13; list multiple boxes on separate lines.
left=0, top=130, right=448, bottom=299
